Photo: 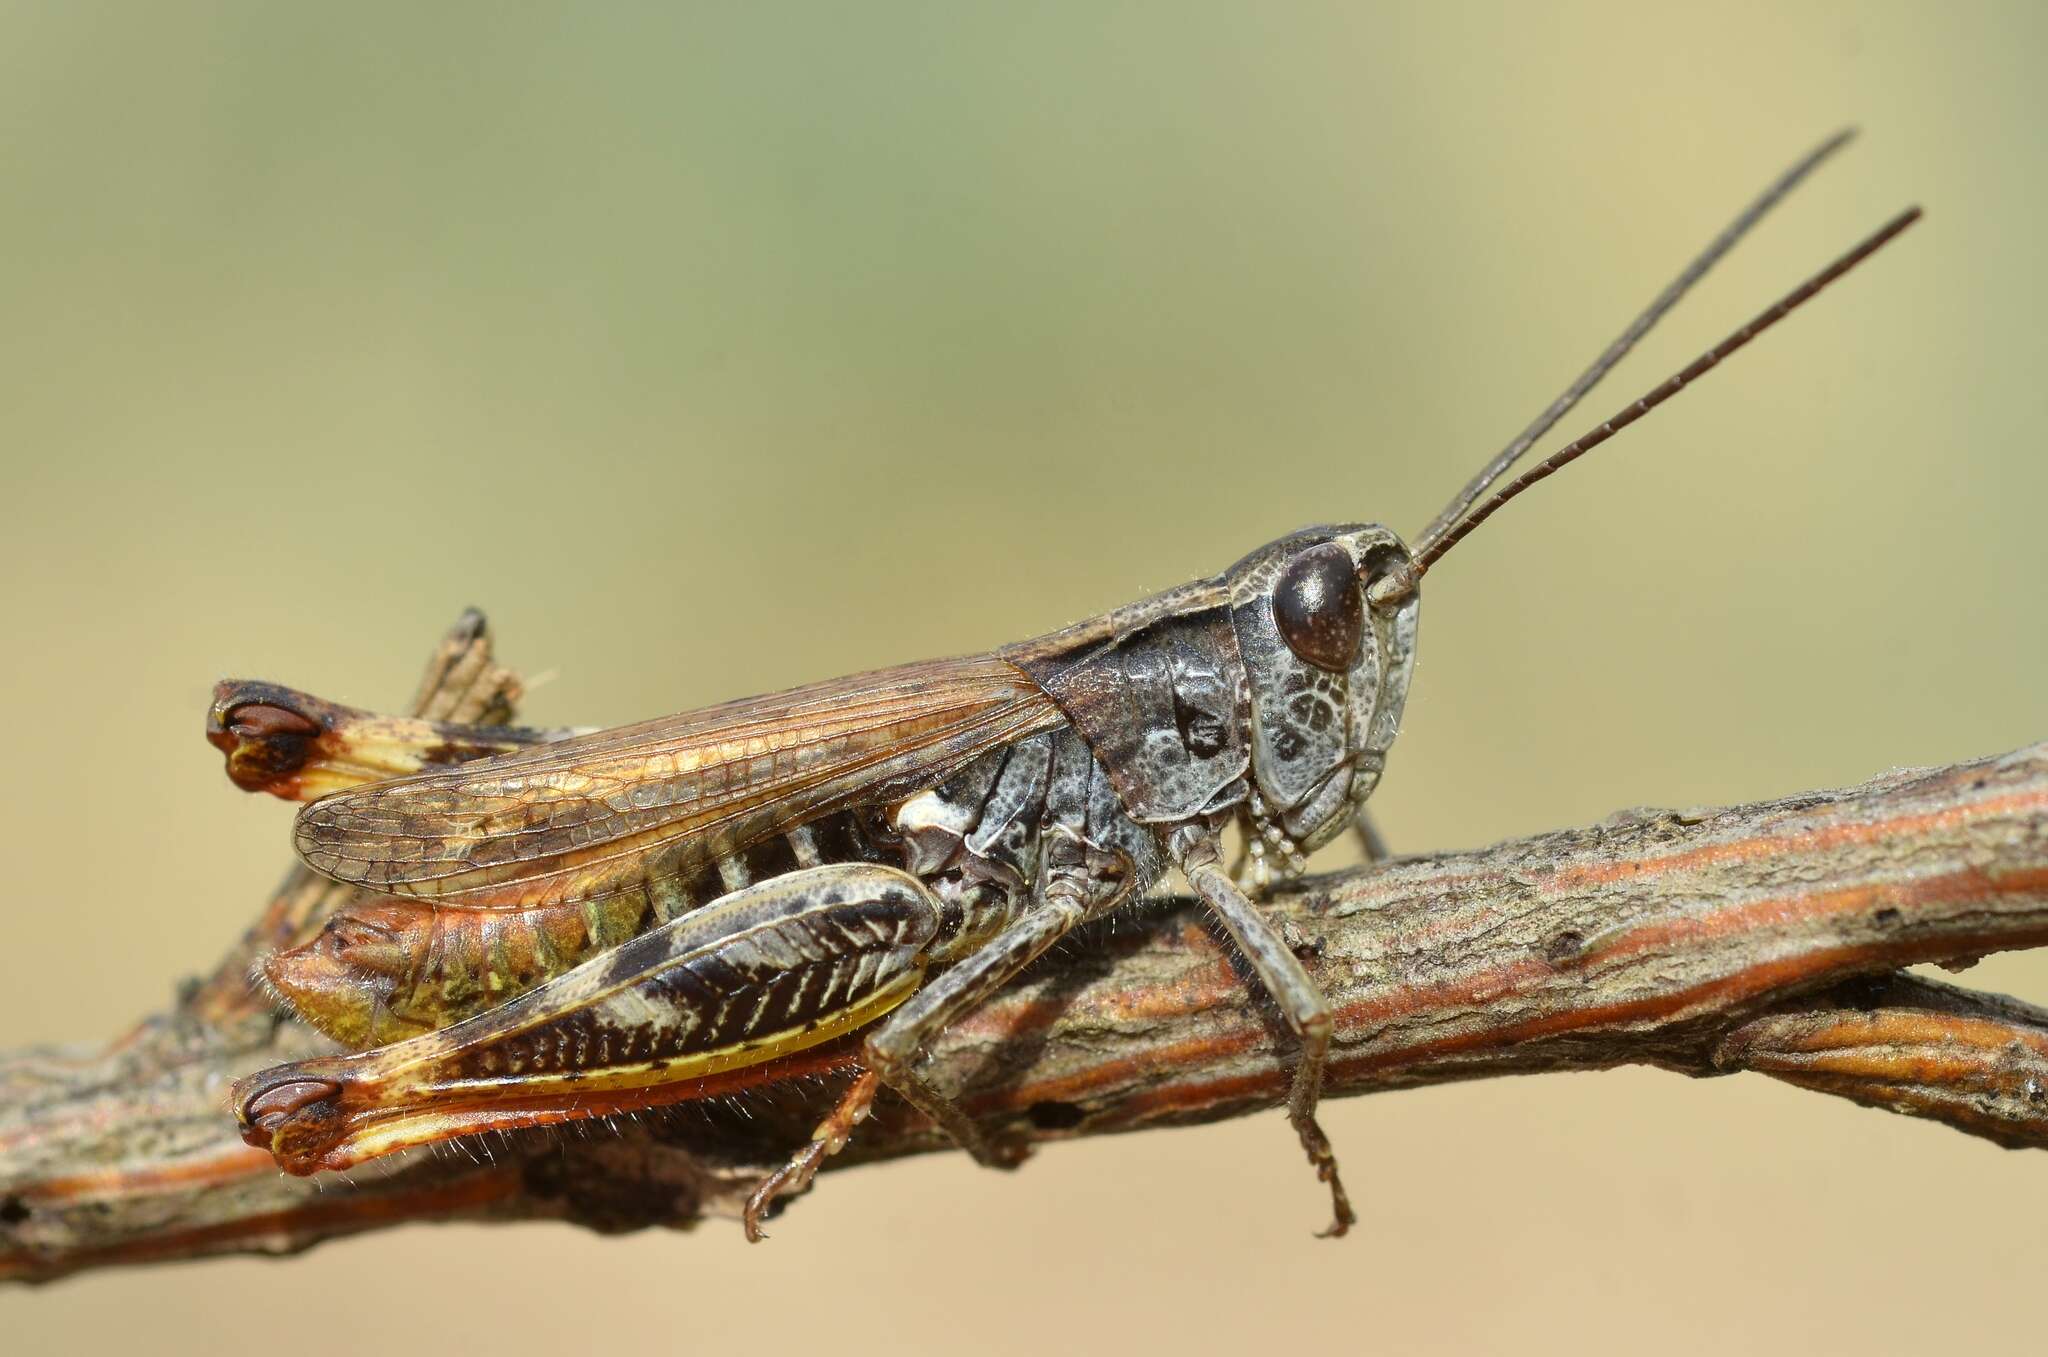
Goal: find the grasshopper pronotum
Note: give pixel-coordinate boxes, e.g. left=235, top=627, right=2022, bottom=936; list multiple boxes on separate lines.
left=213, top=132, right=1917, bottom=1239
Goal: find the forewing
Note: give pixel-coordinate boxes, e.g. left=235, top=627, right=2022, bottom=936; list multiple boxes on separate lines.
left=293, top=655, right=1062, bottom=907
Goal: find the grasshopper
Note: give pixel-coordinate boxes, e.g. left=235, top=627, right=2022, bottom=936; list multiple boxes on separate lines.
left=216, top=132, right=1917, bottom=1239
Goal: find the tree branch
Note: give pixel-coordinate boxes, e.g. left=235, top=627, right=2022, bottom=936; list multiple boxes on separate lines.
left=2, top=615, right=2044, bottom=1283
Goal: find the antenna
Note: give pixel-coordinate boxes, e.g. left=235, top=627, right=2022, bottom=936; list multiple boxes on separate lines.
left=1370, top=205, right=1922, bottom=605
left=1415, top=129, right=1859, bottom=553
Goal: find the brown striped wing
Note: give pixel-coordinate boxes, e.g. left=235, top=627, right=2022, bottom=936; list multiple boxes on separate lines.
left=292, top=654, right=1063, bottom=908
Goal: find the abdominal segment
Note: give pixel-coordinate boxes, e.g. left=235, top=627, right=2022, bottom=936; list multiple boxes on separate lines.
left=235, top=864, right=941, bottom=1175
left=265, top=888, right=655, bottom=1048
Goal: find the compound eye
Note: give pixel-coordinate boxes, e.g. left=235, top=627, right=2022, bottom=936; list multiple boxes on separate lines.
left=1273, top=543, right=1364, bottom=672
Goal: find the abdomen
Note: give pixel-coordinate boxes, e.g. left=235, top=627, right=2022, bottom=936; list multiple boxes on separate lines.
left=268, top=723, right=1162, bottom=1048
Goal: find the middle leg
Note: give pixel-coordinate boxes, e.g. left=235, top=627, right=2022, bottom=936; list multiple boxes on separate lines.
left=744, top=888, right=1092, bottom=1236
left=864, top=892, right=1089, bottom=1164
left=1353, top=807, right=1391, bottom=865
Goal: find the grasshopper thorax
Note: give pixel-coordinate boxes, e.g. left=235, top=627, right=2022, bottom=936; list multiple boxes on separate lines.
left=1001, top=524, right=1418, bottom=869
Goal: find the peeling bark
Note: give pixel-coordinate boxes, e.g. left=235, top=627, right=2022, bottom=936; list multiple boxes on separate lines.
left=2, top=615, right=2044, bottom=1283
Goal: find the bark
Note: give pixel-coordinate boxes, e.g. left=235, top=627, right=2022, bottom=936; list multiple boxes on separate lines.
left=2, top=614, right=2044, bottom=1283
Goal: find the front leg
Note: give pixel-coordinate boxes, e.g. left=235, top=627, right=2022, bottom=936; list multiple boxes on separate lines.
left=1172, top=825, right=1356, bottom=1237
left=1353, top=807, right=1390, bottom=864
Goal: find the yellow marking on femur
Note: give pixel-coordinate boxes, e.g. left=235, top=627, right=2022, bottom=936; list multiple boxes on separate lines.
left=329, top=969, right=924, bottom=1169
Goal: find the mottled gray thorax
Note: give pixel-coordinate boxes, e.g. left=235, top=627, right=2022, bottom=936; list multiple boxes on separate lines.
left=1000, top=582, right=1252, bottom=826
left=890, top=727, right=1165, bottom=961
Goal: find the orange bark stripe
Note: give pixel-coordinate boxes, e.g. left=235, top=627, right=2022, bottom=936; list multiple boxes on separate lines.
left=16, top=1145, right=279, bottom=1205
left=967, top=864, right=2048, bottom=1123
left=1549, top=788, right=2048, bottom=891
left=0, top=1168, right=523, bottom=1283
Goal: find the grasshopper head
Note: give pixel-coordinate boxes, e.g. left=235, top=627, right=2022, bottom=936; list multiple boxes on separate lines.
left=1226, top=525, right=1419, bottom=859
left=1216, top=166, right=1923, bottom=865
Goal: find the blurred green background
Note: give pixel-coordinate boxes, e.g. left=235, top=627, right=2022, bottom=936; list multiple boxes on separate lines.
left=3, top=3, right=2043, bottom=1353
